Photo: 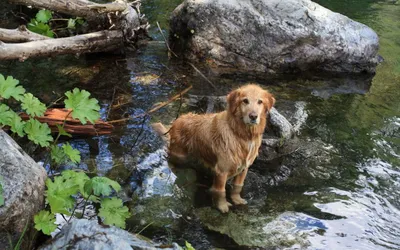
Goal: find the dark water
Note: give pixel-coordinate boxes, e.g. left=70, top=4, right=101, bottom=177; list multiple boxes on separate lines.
left=1, top=0, right=400, bottom=249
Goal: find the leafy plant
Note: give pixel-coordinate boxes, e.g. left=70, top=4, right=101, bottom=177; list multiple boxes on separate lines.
left=0, top=73, right=130, bottom=236
left=0, top=75, right=25, bottom=101
left=27, top=9, right=86, bottom=37
left=21, top=93, right=46, bottom=117
left=27, top=10, right=54, bottom=38
left=64, top=88, right=100, bottom=124
left=34, top=171, right=130, bottom=235
left=98, top=197, right=130, bottom=228
left=35, top=9, right=52, bottom=23
left=24, top=118, right=53, bottom=147
left=34, top=211, right=57, bottom=235
left=0, top=73, right=94, bottom=164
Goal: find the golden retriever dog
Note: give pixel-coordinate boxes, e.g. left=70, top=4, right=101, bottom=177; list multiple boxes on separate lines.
left=152, top=84, right=275, bottom=213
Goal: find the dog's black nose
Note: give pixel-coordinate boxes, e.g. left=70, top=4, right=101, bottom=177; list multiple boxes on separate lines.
left=249, top=114, right=258, bottom=121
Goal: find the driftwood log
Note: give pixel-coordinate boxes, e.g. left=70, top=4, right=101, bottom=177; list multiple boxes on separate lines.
left=20, top=108, right=114, bottom=135
left=0, top=30, right=123, bottom=60
left=0, top=0, right=148, bottom=60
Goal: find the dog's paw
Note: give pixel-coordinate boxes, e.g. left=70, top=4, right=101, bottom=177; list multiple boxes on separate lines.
left=231, top=195, right=248, bottom=205
left=217, top=201, right=231, bottom=213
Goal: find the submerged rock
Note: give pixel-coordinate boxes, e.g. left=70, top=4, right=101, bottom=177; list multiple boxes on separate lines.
left=170, top=0, right=379, bottom=74
left=39, top=219, right=180, bottom=250
left=129, top=149, right=194, bottom=231
left=195, top=207, right=313, bottom=248
left=0, top=130, right=47, bottom=248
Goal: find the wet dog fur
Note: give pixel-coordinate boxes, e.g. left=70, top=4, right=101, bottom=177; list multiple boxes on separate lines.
left=152, top=84, right=275, bottom=213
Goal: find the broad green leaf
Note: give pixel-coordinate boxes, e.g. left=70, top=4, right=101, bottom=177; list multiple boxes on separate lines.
left=44, top=29, right=54, bottom=38
left=27, top=20, right=54, bottom=38
left=185, top=241, right=195, bottom=250
left=21, top=93, right=46, bottom=117
left=8, top=112, right=25, bottom=137
left=56, top=124, right=72, bottom=137
left=24, top=118, right=53, bottom=147
left=0, top=176, right=4, bottom=207
left=67, top=18, right=76, bottom=29
left=64, top=88, right=100, bottom=124
left=84, top=177, right=121, bottom=197
left=61, top=170, right=89, bottom=196
left=36, top=10, right=52, bottom=23
left=34, top=210, right=57, bottom=235
left=0, top=104, right=14, bottom=126
left=98, top=197, right=130, bottom=229
left=45, top=176, right=79, bottom=215
left=0, top=74, right=25, bottom=101
left=50, top=145, right=66, bottom=164
left=62, top=143, right=81, bottom=163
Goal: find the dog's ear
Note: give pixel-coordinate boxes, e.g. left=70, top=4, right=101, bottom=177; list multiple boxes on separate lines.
left=264, top=92, right=275, bottom=112
left=227, top=88, right=242, bottom=114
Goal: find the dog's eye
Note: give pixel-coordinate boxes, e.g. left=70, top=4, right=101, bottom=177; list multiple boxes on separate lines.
left=242, top=98, right=249, bottom=104
left=257, top=100, right=263, bottom=105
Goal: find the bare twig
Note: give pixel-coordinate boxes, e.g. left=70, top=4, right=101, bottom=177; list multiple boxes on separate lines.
left=108, top=85, right=192, bottom=124
left=187, top=62, right=217, bottom=90
left=156, top=21, right=178, bottom=58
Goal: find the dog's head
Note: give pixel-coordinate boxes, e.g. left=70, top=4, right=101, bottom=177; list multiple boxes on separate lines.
left=227, top=84, right=275, bottom=126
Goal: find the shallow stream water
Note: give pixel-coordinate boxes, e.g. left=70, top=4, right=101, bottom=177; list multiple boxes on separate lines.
left=1, top=0, right=400, bottom=249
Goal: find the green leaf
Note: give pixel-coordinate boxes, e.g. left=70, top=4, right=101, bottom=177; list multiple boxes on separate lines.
left=185, top=241, right=195, bottom=250
left=36, top=10, right=52, bottom=23
left=84, top=177, right=121, bottom=197
left=56, top=124, right=72, bottom=137
left=0, top=104, right=14, bottom=126
left=62, top=143, right=81, bottom=163
left=67, top=18, right=76, bottom=29
left=45, top=176, right=79, bottom=215
left=0, top=74, right=25, bottom=101
left=27, top=20, right=54, bottom=38
left=76, top=17, right=85, bottom=25
left=8, top=112, right=25, bottom=137
left=24, top=118, right=53, bottom=147
left=21, top=93, right=46, bottom=117
left=64, top=88, right=100, bottom=124
left=50, top=145, right=66, bottom=164
left=34, top=210, right=57, bottom=235
left=0, top=176, right=4, bottom=207
left=61, top=170, right=89, bottom=196
left=98, top=197, right=130, bottom=229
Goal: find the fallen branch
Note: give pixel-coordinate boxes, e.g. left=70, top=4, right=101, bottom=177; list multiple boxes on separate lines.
left=0, top=26, right=49, bottom=42
left=7, top=0, right=129, bottom=19
left=1, top=0, right=147, bottom=60
left=108, top=85, right=193, bottom=124
left=20, top=108, right=114, bottom=135
left=0, top=30, right=123, bottom=61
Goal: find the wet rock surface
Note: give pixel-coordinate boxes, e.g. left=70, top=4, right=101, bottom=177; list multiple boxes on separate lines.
left=0, top=130, right=47, bottom=248
left=195, top=207, right=316, bottom=248
left=39, top=219, right=181, bottom=250
left=170, top=0, right=379, bottom=74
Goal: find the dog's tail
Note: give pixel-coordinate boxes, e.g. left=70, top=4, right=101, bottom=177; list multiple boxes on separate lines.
left=151, top=122, right=170, bottom=143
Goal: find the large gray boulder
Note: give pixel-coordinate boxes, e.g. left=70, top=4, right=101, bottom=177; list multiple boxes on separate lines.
left=0, top=130, right=47, bottom=248
left=39, top=219, right=180, bottom=250
left=170, top=0, right=380, bottom=74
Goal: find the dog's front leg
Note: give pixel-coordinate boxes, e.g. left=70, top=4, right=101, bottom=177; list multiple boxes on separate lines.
left=210, top=172, right=232, bottom=213
left=231, top=168, right=249, bottom=205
